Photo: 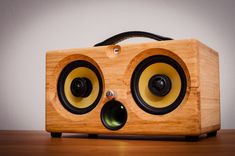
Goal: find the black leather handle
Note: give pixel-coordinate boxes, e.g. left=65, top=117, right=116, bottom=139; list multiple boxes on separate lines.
left=94, top=31, right=173, bottom=46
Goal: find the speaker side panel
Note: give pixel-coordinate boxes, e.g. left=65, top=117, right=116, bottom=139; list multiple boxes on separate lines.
left=198, top=41, right=220, bottom=134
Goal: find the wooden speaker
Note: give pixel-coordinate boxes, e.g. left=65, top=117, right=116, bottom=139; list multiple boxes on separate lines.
left=46, top=32, right=220, bottom=140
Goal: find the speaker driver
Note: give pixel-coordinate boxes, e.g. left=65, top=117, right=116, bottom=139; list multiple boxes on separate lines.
left=57, top=60, right=103, bottom=114
left=131, top=55, right=187, bottom=115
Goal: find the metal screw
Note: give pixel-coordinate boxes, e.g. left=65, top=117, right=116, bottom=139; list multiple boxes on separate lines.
left=113, top=47, right=120, bottom=54
left=106, top=90, right=116, bottom=99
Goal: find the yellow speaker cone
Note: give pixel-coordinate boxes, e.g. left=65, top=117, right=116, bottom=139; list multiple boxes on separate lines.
left=138, top=63, right=181, bottom=108
left=64, top=67, right=99, bottom=108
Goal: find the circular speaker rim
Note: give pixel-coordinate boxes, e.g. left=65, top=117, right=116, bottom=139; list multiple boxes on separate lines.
left=57, top=60, right=103, bottom=114
left=100, top=100, right=128, bottom=131
left=131, top=55, right=187, bottom=115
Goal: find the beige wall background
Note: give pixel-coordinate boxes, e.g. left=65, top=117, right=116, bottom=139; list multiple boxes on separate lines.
left=0, top=0, right=234, bottom=130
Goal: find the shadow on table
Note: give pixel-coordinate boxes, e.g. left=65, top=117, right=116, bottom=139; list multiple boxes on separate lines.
left=61, top=133, right=208, bottom=142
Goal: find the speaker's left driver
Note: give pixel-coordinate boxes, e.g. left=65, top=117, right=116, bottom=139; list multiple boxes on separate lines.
left=57, top=60, right=103, bottom=114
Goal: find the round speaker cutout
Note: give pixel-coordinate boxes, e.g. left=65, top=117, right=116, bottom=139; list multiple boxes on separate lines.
left=131, top=55, right=187, bottom=115
left=101, top=100, right=127, bottom=130
left=57, top=60, right=103, bottom=114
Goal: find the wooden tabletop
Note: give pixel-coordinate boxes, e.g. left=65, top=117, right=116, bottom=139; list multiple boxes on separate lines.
left=0, top=130, right=235, bottom=156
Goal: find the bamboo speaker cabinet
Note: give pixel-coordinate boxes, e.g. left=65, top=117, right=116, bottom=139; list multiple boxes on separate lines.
left=46, top=32, right=220, bottom=140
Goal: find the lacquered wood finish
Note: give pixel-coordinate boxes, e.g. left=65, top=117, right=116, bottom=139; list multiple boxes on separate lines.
left=46, top=39, right=220, bottom=136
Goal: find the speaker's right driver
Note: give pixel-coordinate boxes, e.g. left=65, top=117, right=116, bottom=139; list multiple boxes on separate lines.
left=131, top=55, right=187, bottom=115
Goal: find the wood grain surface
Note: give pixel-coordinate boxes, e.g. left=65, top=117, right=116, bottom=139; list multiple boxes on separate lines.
left=0, top=130, right=234, bottom=156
